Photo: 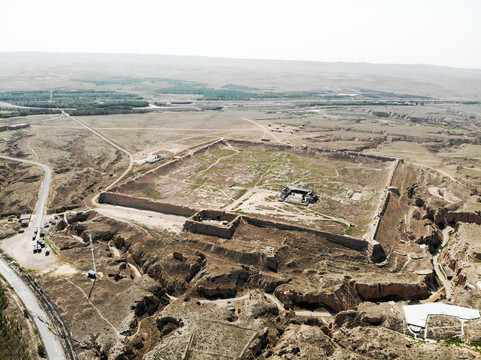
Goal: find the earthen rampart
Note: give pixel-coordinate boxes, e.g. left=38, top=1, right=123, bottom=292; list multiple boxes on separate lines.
left=184, top=210, right=241, bottom=239
left=369, top=159, right=402, bottom=245
left=242, top=215, right=368, bottom=251
left=98, top=192, right=196, bottom=217
left=227, top=139, right=397, bottom=163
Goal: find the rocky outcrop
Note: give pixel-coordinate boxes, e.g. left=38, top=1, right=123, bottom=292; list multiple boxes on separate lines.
left=274, top=280, right=361, bottom=312
left=334, top=309, right=385, bottom=328
left=446, top=211, right=481, bottom=225
left=355, top=281, right=428, bottom=301
left=156, top=317, right=183, bottom=338
left=417, top=230, right=442, bottom=253
left=246, top=302, right=279, bottom=319
left=274, top=277, right=428, bottom=312
left=135, top=296, right=161, bottom=317
left=441, top=223, right=480, bottom=288
left=421, top=199, right=481, bottom=227
left=196, top=267, right=249, bottom=298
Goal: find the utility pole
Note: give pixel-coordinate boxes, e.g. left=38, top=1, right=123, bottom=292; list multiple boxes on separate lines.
left=89, top=233, right=97, bottom=276
left=87, top=233, right=97, bottom=301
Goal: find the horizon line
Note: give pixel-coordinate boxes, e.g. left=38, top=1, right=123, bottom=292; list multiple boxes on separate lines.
left=1, top=50, right=480, bottom=72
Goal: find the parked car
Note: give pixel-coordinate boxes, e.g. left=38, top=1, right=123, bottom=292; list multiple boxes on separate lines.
left=32, top=234, right=37, bottom=241
left=45, top=246, right=50, bottom=256
left=37, top=239, right=45, bottom=248
left=33, top=227, right=38, bottom=234
left=33, top=244, right=39, bottom=253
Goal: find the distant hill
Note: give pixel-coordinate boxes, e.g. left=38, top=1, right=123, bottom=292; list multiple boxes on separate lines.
left=1, top=52, right=480, bottom=99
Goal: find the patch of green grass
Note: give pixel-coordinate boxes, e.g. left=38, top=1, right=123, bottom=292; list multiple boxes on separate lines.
left=234, top=188, right=248, bottom=200
left=445, top=336, right=464, bottom=346
left=142, top=188, right=161, bottom=200
left=209, top=148, right=236, bottom=159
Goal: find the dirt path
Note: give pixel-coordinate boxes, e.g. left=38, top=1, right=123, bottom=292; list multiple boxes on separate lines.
left=242, top=117, right=281, bottom=142
left=183, top=145, right=240, bottom=184
left=225, top=163, right=274, bottom=211
left=433, top=226, right=454, bottom=300
left=413, top=162, right=461, bottom=185
left=64, top=278, right=121, bottom=338
left=62, top=112, right=134, bottom=197
left=128, top=263, right=142, bottom=278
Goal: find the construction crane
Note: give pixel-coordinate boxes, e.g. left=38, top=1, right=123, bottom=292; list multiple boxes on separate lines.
left=87, top=233, right=97, bottom=280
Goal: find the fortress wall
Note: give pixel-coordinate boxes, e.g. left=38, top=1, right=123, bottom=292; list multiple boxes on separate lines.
left=100, top=191, right=384, bottom=260
left=184, top=210, right=241, bottom=239
left=242, top=215, right=368, bottom=251
left=184, top=219, right=241, bottom=239
left=98, top=192, right=197, bottom=217
left=184, top=220, right=237, bottom=239
left=367, top=159, right=403, bottom=262
left=310, top=147, right=397, bottom=163
left=228, top=139, right=293, bottom=151
left=228, top=139, right=396, bottom=163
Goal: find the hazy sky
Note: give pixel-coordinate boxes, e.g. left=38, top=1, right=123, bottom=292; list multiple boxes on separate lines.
left=1, top=0, right=480, bottom=69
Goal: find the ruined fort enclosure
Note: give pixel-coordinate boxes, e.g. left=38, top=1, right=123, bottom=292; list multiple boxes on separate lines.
left=113, top=141, right=391, bottom=236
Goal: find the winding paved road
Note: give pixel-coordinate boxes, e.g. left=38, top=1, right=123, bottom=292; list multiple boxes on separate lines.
left=0, top=155, right=66, bottom=358
left=0, top=155, right=51, bottom=245
left=0, top=258, right=65, bottom=359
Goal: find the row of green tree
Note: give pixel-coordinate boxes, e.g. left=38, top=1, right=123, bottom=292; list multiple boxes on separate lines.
left=0, top=90, right=149, bottom=117
left=0, top=283, right=31, bottom=359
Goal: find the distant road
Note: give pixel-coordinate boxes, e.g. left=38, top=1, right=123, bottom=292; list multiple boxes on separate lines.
left=0, top=101, right=31, bottom=109
left=0, top=258, right=66, bottom=359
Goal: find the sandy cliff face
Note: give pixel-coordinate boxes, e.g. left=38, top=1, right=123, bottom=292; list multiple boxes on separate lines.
left=355, top=281, right=428, bottom=300
left=446, top=212, right=481, bottom=225
left=442, top=223, right=481, bottom=289
left=273, top=275, right=428, bottom=312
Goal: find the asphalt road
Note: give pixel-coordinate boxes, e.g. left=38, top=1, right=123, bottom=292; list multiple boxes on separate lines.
left=0, top=154, right=52, bottom=244
left=0, top=154, right=65, bottom=357
left=0, top=258, right=65, bottom=359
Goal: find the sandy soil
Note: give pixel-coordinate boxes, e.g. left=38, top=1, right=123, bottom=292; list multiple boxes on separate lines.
left=94, top=203, right=185, bottom=233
